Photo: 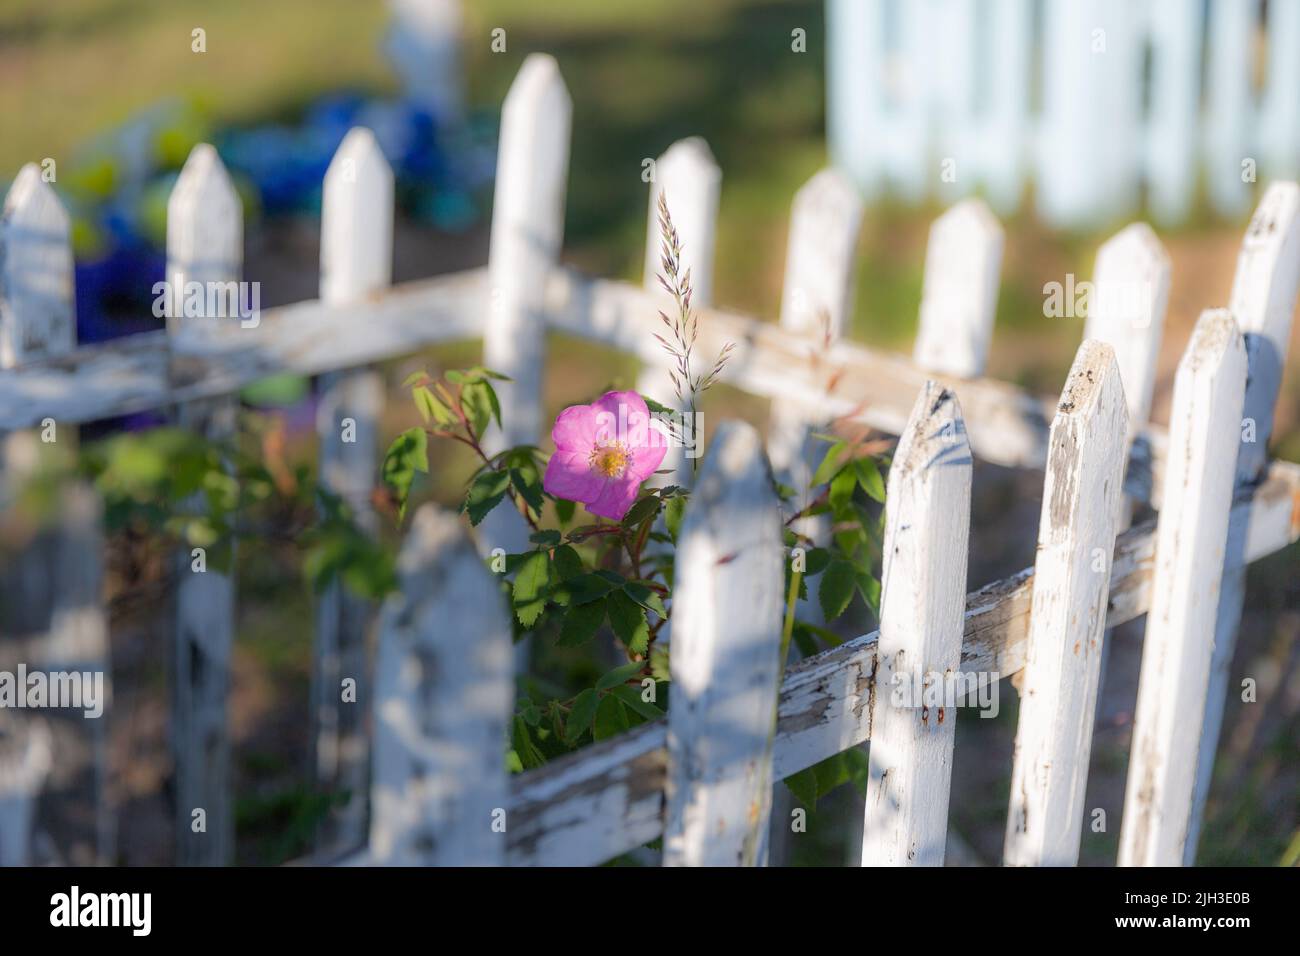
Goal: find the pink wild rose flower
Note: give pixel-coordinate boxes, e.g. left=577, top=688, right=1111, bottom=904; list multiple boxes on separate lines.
left=543, top=390, right=668, bottom=520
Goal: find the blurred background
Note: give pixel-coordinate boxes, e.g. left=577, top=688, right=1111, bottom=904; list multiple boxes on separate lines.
left=0, top=0, right=1296, bottom=866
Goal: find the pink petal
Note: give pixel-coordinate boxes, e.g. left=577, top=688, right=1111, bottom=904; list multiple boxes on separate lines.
left=551, top=404, right=599, bottom=453
left=585, top=476, right=641, bottom=521
left=543, top=450, right=604, bottom=502
left=590, top=390, right=651, bottom=447
left=626, top=440, right=667, bottom=483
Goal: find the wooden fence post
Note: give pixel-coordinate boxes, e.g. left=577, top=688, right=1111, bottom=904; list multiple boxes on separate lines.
left=1189, top=181, right=1300, bottom=861
left=860, top=381, right=972, bottom=866
left=0, top=166, right=113, bottom=864
left=1118, top=310, right=1247, bottom=867
left=481, top=53, right=571, bottom=556
left=312, top=127, right=393, bottom=851
left=0, top=714, right=51, bottom=866
left=912, top=198, right=1004, bottom=379
left=637, top=137, right=721, bottom=485
left=767, top=167, right=863, bottom=514
left=663, top=422, right=784, bottom=866
left=369, top=505, right=513, bottom=865
left=167, top=143, right=242, bottom=866
left=1003, top=340, right=1128, bottom=866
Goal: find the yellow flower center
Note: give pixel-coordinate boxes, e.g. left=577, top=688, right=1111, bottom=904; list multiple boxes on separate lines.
left=589, top=442, right=631, bottom=479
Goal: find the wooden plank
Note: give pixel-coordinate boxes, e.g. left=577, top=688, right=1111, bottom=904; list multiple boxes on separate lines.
left=1190, top=181, right=1300, bottom=860
left=498, top=459, right=1300, bottom=867
left=861, top=382, right=972, bottom=865
left=312, top=127, right=393, bottom=852
left=1203, top=0, right=1256, bottom=217
left=1144, top=0, right=1204, bottom=224
left=913, top=198, right=1004, bottom=378
left=1119, top=310, right=1247, bottom=867
left=637, top=136, right=720, bottom=484
left=0, top=270, right=484, bottom=430
left=1003, top=340, right=1129, bottom=866
left=369, top=506, right=513, bottom=865
left=168, top=143, right=241, bottom=867
left=663, top=422, right=784, bottom=866
left=545, top=269, right=1169, bottom=506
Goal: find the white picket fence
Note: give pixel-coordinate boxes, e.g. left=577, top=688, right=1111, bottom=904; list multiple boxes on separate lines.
left=1, top=53, right=1298, bottom=867
left=827, top=0, right=1300, bottom=228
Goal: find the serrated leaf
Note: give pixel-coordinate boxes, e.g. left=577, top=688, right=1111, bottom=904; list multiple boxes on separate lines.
left=568, top=572, right=620, bottom=605
left=784, top=767, right=819, bottom=809
left=802, top=546, right=832, bottom=576
left=381, top=427, right=428, bottom=521
left=511, top=467, right=544, bottom=515
left=465, top=469, right=510, bottom=525
left=855, top=456, right=886, bottom=503
left=557, top=597, right=605, bottom=647
left=596, top=660, right=644, bottom=692
left=606, top=590, right=649, bottom=655
left=623, top=581, right=668, bottom=619
left=610, top=683, right=665, bottom=721
left=555, top=498, right=576, bottom=526
left=819, top=559, right=857, bottom=621
left=550, top=544, right=584, bottom=581
left=664, top=496, right=686, bottom=542
left=593, top=694, right=630, bottom=740
left=511, top=715, right=546, bottom=770
left=829, top=466, right=857, bottom=513
left=512, top=551, right=550, bottom=627
left=621, top=495, right=660, bottom=529
left=564, top=689, right=599, bottom=744
left=529, top=530, right=561, bottom=547
left=413, top=385, right=455, bottom=426
left=856, top=571, right=881, bottom=615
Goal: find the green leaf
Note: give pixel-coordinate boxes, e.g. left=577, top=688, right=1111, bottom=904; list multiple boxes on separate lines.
left=511, top=467, right=545, bottom=516
left=623, top=581, right=668, bottom=619
left=564, top=689, right=599, bottom=744
left=556, top=597, right=606, bottom=648
left=555, top=498, right=576, bottom=526
left=550, top=544, right=584, bottom=582
left=511, top=716, right=546, bottom=770
left=854, top=457, right=886, bottom=503
left=413, top=385, right=455, bottom=426
left=641, top=394, right=673, bottom=415
left=664, top=495, right=686, bottom=542
left=606, top=590, right=649, bottom=655
left=401, top=370, right=429, bottom=388
left=593, top=695, right=629, bottom=741
left=784, top=767, right=819, bottom=808
left=621, top=495, right=661, bottom=529
left=811, top=440, right=848, bottom=486
left=819, top=559, right=857, bottom=621
left=512, top=551, right=550, bottom=627
left=568, top=572, right=621, bottom=605
left=596, top=661, right=644, bottom=692
left=829, top=466, right=857, bottom=513
left=855, top=570, right=881, bottom=615
left=465, top=469, right=510, bottom=526
left=529, top=530, right=561, bottom=547
left=610, top=683, right=665, bottom=722
left=802, top=546, right=832, bottom=576
left=381, top=427, right=429, bottom=521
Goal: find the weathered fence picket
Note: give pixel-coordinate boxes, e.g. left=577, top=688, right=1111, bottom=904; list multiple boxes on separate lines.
left=663, top=422, right=784, bottom=866
left=482, top=52, right=570, bottom=466
left=1003, top=340, right=1128, bottom=867
left=912, top=198, right=1004, bottom=379
left=2, top=54, right=1298, bottom=871
left=638, top=136, right=720, bottom=486
left=1190, top=182, right=1300, bottom=861
left=312, top=127, right=393, bottom=851
left=369, top=506, right=512, bottom=865
left=860, top=381, right=971, bottom=866
left=1119, top=310, right=1247, bottom=867
left=167, top=143, right=242, bottom=867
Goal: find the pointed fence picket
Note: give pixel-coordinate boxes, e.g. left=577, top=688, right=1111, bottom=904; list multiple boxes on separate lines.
left=1003, top=340, right=1129, bottom=867
left=0, top=55, right=1298, bottom=872
left=860, top=382, right=971, bottom=866
left=312, top=127, right=393, bottom=852
left=1119, top=310, right=1248, bottom=866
